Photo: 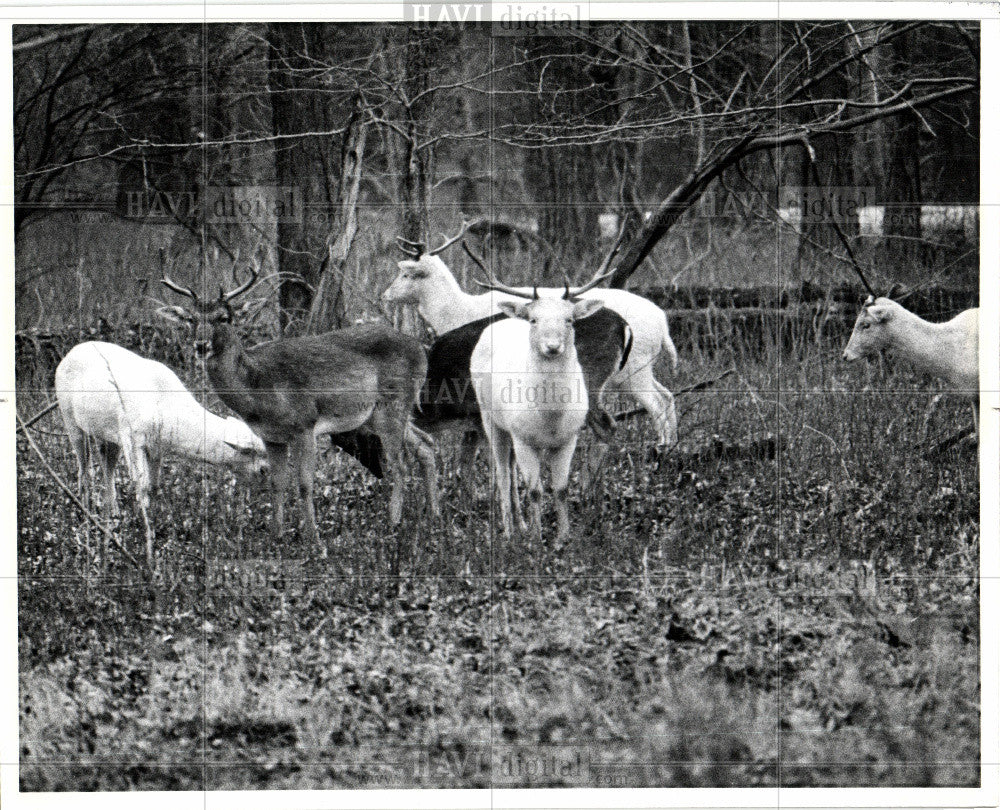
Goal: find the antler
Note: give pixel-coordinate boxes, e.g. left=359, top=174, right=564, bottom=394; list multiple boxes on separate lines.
left=160, top=249, right=199, bottom=301
left=222, top=252, right=261, bottom=302
left=462, top=239, right=489, bottom=274
left=428, top=217, right=481, bottom=256
left=473, top=274, right=538, bottom=300
left=564, top=268, right=615, bottom=298
left=395, top=235, right=425, bottom=258
left=160, top=245, right=261, bottom=303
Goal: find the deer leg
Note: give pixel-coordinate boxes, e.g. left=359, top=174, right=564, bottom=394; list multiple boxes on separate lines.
left=370, top=407, right=406, bottom=525
left=482, top=419, right=513, bottom=538
left=121, top=437, right=154, bottom=568
left=405, top=424, right=440, bottom=518
left=265, top=442, right=290, bottom=542
left=292, top=431, right=319, bottom=543
left=584, top=377, right=616, bottom=443
left=627, top=371, right=674, bottom=452
left=96, top=442, right=120, bottom=518
left=651, top=378, right=678, bottom=448
left=511, top=437, right=543, bottom=545
left=508, top=444, right=528, bottom=534
left=64, top=423, right=89, bottom=498
left=550, top=436, right=579, bottom=544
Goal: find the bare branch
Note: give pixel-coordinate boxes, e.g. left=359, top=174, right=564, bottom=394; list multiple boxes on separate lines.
left=13, top=25, right=97, bottom=54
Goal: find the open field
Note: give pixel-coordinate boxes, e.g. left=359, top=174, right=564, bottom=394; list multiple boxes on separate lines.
left=16, top=256, right=980, bottom=788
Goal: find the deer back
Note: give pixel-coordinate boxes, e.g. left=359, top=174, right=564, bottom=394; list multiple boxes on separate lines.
left=206, top=323, right=425, bottom=444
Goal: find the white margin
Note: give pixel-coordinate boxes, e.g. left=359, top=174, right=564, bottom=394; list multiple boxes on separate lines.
left=1, top=3, right=997, bottom=810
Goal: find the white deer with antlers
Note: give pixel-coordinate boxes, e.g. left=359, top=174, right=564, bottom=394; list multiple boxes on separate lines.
left=383, top=219, right=678, bottom=452
left=470, top=271, right=611, bottom=542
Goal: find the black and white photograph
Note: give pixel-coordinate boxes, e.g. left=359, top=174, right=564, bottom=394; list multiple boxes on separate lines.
left=5, top=4, right=998, bottom=805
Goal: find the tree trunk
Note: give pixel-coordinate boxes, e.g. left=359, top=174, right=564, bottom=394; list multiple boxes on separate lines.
left=395, top=28, right=435, bottom=246
left=383, top=27, right=437, bottom=336
left=306, top=96, right=368, bottom=333
left=266, top=24, right=337, bottom=332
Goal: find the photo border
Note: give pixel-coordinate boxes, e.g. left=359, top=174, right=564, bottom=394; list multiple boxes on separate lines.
left=2, top=3, right=996, bottom=808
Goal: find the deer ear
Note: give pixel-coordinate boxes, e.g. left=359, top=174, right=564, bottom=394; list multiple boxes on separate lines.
left=224, top=418, right=264, bottom=453
left=223, top=438, right=255, bottom=455
left=156, top=306, right=189, bottom=325
left=868, top=304, right=892, bottom=323
left=572, top=298, right=604, bottom=321
left=497, top=300, right=527, bottom=320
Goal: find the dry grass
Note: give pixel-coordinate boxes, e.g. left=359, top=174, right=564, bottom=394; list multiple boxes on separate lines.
left=16, top=221, right=979, bottom=789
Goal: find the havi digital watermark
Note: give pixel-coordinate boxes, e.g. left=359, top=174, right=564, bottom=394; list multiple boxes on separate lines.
left=404, top=3, right=587, bottom=34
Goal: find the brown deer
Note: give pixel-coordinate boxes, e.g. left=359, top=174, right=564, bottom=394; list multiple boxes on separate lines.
left=158, top=259, right=439, bottom=543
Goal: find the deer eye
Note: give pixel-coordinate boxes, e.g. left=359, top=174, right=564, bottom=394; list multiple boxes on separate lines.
left=860, top=322, right=870, bottom=330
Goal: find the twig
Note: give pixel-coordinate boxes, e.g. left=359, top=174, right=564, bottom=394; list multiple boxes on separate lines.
left=803, top=424, right=852, bottom=480
left=924, top=425, right=976, bottom=457
left=16, top=410, right=142, bottom=570
left=16, top=400, right=58, bottom=434
left=804, top=147, right=878, bottom=297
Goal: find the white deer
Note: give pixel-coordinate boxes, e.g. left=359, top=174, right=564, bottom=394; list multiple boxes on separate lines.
left=470, top=276, right=606, bottom=543
left=383, top=220, right=678, bottom=451
left=842, top=296, right=980, bottom=437
left=55, top=341, right=268, bottom=565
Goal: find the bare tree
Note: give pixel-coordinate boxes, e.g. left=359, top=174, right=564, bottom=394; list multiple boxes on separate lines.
left=13, top=25, right=200, bottom=237
left=485, top=21, right=976, bottom=287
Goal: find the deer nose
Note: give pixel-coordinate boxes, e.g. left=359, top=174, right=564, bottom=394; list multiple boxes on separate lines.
left=194, top=339, right=211, bottom=356
left=542, top=341, right=563, bottom=357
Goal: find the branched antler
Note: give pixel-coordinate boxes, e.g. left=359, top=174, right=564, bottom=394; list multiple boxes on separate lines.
left=462, top=239, right=489, bottom=274
left=473, top=275, right=538, bottom=300
left=428, top=217, right=483, bottom=256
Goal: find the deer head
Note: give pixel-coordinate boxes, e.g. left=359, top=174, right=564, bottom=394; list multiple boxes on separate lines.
left=157, top=250, right=265, bottom=356
left=383, top=218, right=480, bottom=305
left=475, top=272, right=608, bottom=359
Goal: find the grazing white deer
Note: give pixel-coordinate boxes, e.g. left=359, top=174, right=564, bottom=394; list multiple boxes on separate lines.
left=159, top=258, right=438, bottom=544
left=842, top=296, right=980, bottom=436
left=55, top=341, right=268, bottom=565
left=383, top=220, right=678, bottom=451
left=470, top=275, right=606, bottom=543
